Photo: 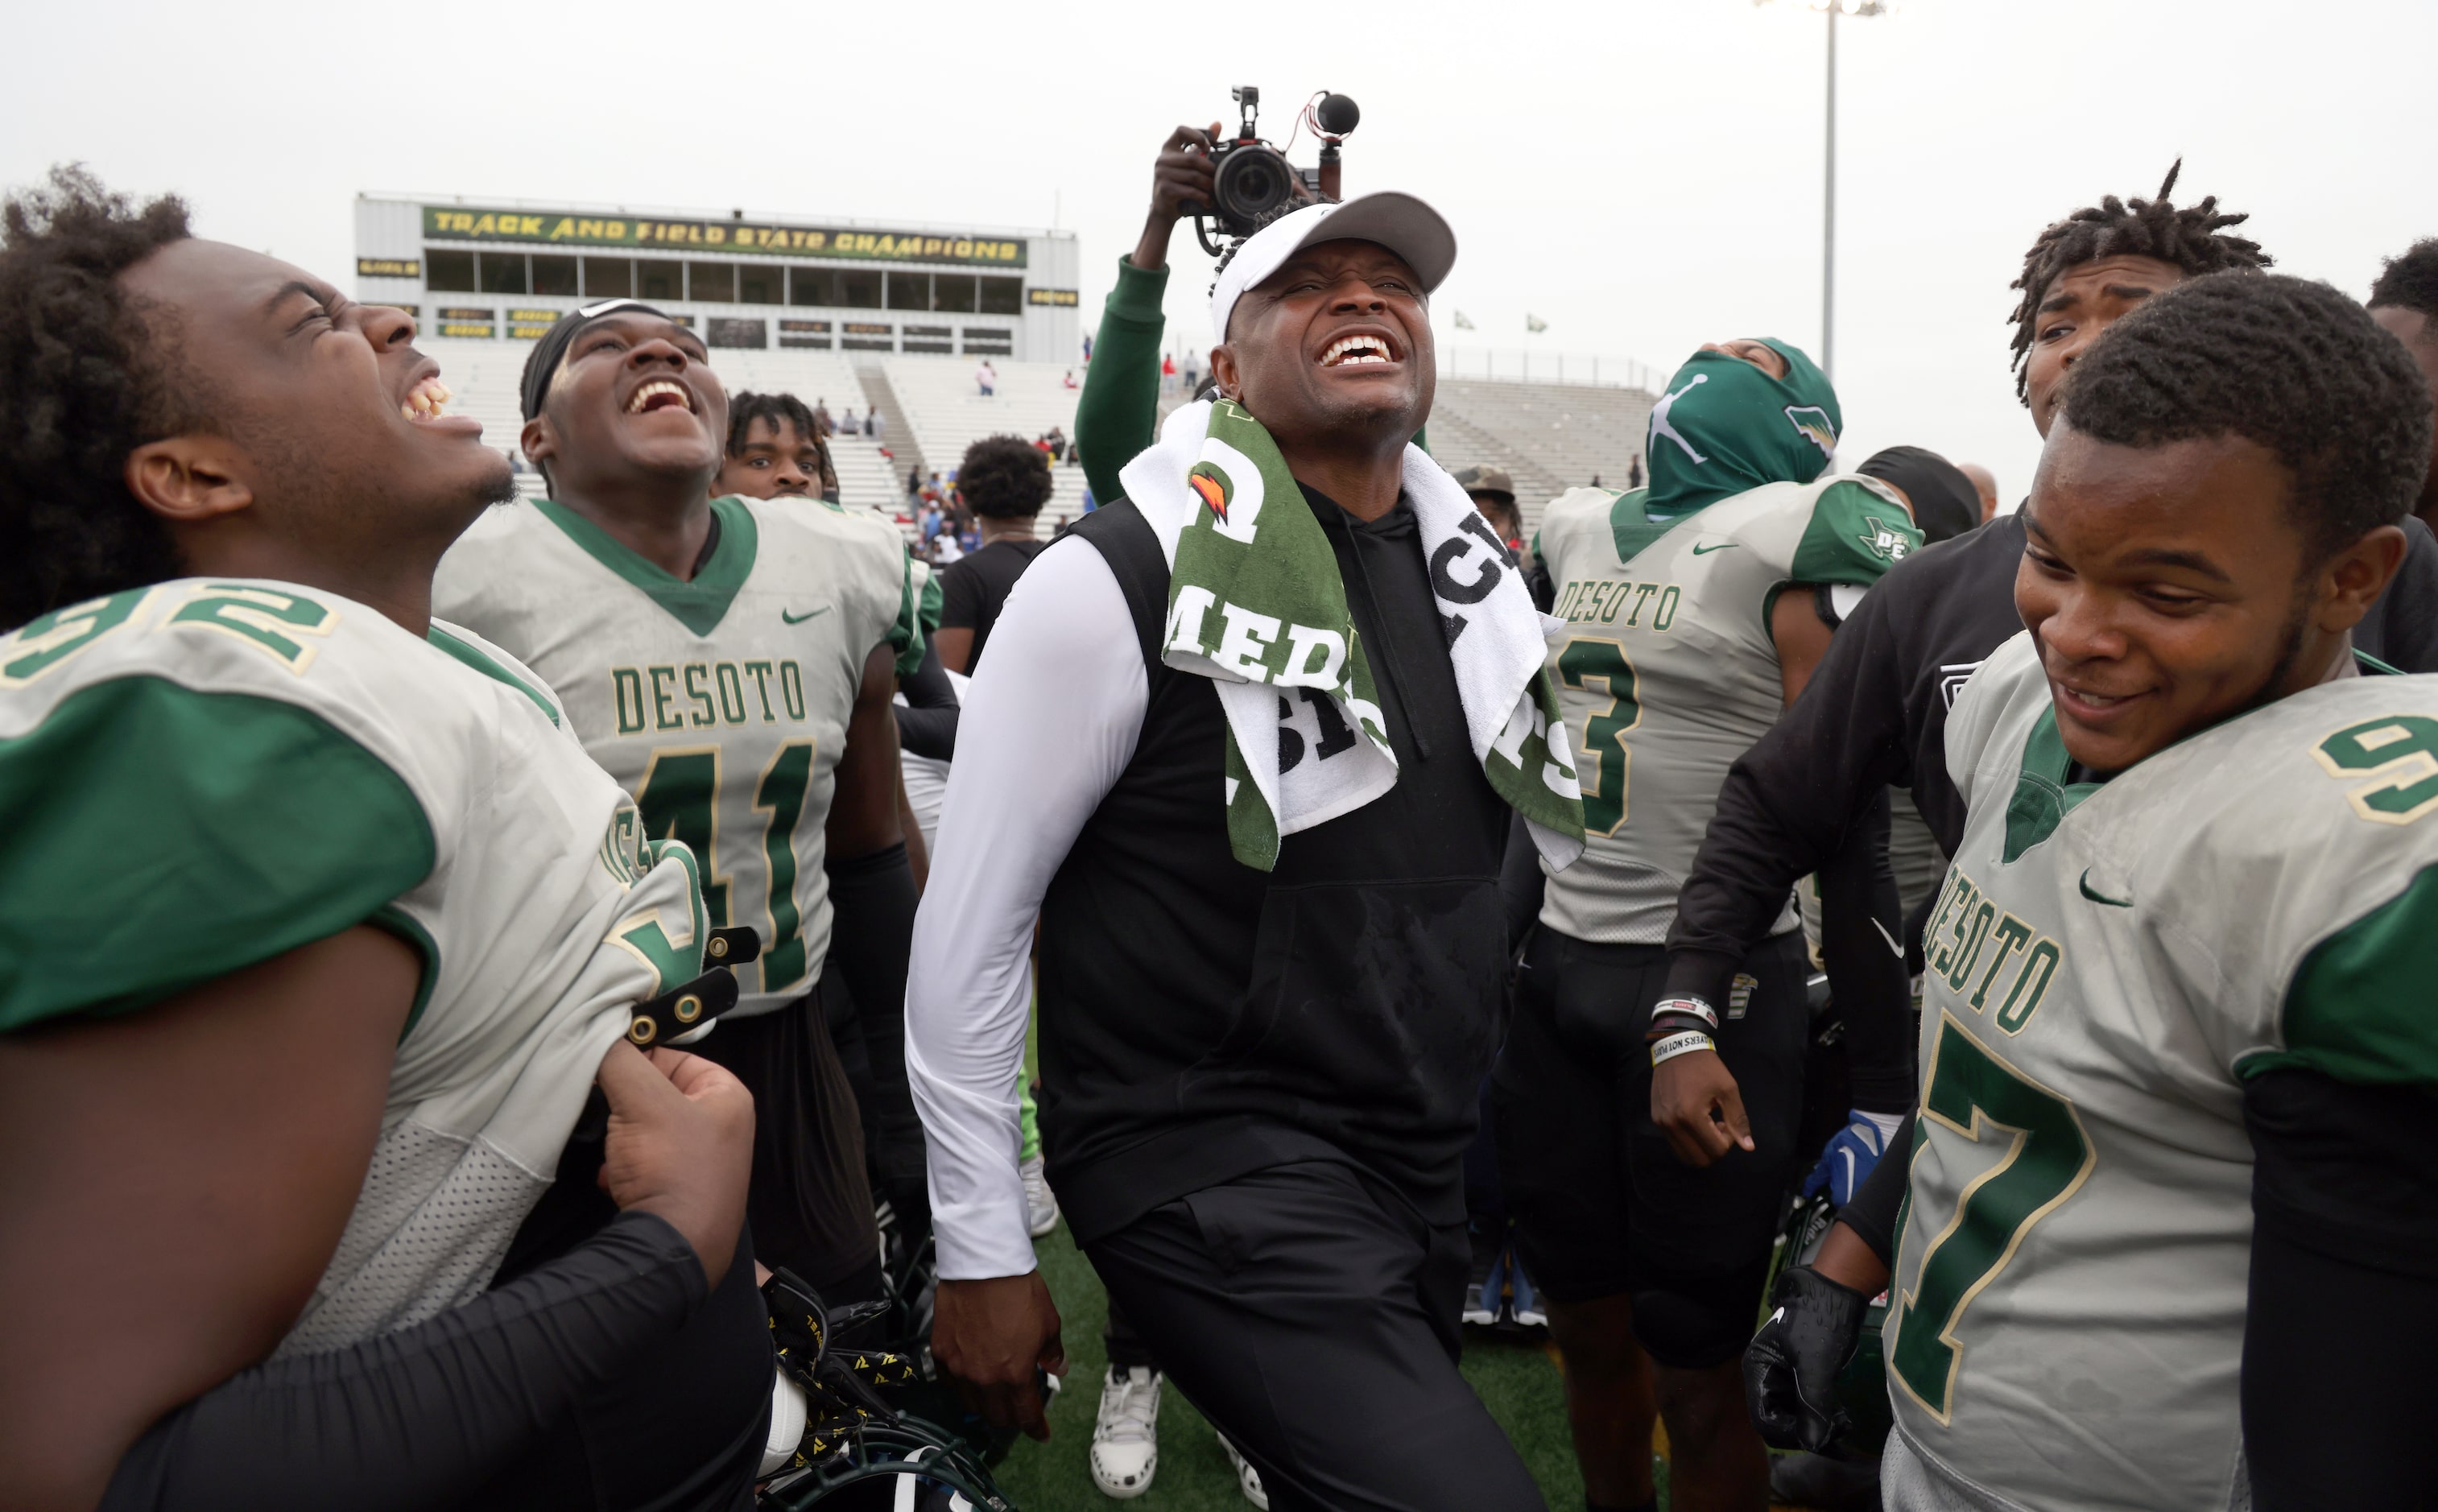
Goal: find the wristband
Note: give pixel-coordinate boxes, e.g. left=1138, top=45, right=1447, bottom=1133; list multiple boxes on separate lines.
left=1650, top=995, right=1719, bottom=1031
left=1650, top=1030, right=1716, bottom=1068
left=1647, top=1011, right=1713, bottom=1043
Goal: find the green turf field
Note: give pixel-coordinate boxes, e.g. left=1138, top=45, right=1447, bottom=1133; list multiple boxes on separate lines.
left=985, top=1221, right=1614, bottom=1512
left=990, top=1011, right=1801, bottom=1510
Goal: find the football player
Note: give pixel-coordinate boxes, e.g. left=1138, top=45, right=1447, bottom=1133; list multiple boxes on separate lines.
left=1750, top=272, right=2438, bottom=1509
left=0, top=171, right=765, bottom=1508
left=433, top=301, right=928, bottom=1320
left=1497, top=337, right=1920, bottom=1511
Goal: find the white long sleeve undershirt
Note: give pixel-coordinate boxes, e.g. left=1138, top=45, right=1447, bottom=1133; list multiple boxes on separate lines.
left=904, top=535, right=1147, bottom=1280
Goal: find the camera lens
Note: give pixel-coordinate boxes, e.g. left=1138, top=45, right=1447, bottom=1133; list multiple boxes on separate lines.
left=1215, top=144, right=1293, bottom=229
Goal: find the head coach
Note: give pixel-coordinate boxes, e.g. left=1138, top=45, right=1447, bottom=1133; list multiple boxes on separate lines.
left=905, top=193, right=1585, bottom=1511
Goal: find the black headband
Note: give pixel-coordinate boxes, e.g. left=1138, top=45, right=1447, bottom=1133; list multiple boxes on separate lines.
left=518, top=299, right=670, bottom=422
left=1857, top=445, right=1979, bottom=545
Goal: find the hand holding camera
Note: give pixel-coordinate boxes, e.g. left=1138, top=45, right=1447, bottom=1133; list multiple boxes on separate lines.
left=1132, top=122, right=1225, bottom=272
left=1132, top=89, right=1362, bottom=271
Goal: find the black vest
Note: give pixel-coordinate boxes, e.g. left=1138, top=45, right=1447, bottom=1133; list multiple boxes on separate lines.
left=1039, top=490, right=1510, bottom=1244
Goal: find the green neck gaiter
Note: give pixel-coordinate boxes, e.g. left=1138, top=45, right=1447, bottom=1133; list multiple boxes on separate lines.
left=1644, top=338, right=1841, bottom=518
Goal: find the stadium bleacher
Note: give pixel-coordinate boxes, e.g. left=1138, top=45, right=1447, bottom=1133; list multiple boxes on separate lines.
left=873, top=357, right=1092, bottom=535
left=1423, top=378, right=1658, bottom=539
left=425, top=333, right=1655, bottom=546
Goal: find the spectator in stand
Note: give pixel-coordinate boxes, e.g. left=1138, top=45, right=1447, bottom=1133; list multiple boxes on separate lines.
left=812, top=396, right=833, bottom=435
left=1588, top=472, right=1601, bottom=488
left=865, top=410, right=878, bottom=439
left=1957, top=461, right=2000, bottom=521
left=839, top=405, right=858, bottom=434
left=1081, top=332, right=1093, bottom=362
left=1063, top=368, right=1080, bottom=390
left=908, top=461, right=924, bottom=500
left=1159, top=352, right=1176, bottom=391
left=1627, top=452, right=1643, bottom=489
left=976, top=360, right=997, bottom=398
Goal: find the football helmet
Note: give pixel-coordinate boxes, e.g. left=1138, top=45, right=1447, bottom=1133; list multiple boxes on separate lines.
left=755, top=1269, right=1019, bottom=1512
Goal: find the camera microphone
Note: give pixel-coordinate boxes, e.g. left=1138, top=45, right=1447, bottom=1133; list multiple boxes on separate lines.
left=1316, top=93, right=1360, bottom=138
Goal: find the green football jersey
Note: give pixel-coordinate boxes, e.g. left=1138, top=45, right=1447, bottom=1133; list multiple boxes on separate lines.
left=1885, top=634, right=2438, bottom=1510
left=0, top=579, right=709, bottom=1353
left=1535, top=477, right=1919, bottom=943
left=434, top=494, right=915, bottom=1014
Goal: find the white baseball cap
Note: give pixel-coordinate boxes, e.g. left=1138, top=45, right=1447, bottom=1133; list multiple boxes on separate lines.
left=1209, top=192, right=1458, bottom=343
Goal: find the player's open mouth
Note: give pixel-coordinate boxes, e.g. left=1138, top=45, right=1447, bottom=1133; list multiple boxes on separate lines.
left=1319, top=332, right=1399, bottom=368
left=401, top=375, right=453, bottom=422
left=627, top=380, right=696, bottom=415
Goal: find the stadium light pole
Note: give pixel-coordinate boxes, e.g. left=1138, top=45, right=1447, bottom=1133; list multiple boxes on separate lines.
left=1758, top=0, right=1892, bottom=380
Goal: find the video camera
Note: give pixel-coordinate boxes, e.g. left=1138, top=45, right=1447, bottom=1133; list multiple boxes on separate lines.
left=1189, top=85, right=1361, bottom=254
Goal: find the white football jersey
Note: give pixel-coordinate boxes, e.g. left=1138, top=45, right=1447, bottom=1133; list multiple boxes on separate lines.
left=1535, top=478, right=1920, bottom=943
left=1886, top=633, right=2438, bottom=1510
left=0, top=580, right=708, bottom=1353
left=435, top=494, right=914, bottom=1015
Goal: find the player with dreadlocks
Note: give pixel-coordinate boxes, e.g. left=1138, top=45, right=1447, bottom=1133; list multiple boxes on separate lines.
left=1636, top=167, right=2438, bottom=1505
left=2002, top=162, right=2269, bottom=432
left=2367, top=238, right=2438, bottom=531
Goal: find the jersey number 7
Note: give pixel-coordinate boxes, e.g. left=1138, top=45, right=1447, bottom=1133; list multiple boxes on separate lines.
left=1888, top=1015, right=2095, bottom=1422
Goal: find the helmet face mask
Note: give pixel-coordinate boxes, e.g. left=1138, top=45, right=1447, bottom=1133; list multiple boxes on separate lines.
left=756, top=1267, right=1022, bottom=1512
left=761, top=1419, right=1015, bottom=1511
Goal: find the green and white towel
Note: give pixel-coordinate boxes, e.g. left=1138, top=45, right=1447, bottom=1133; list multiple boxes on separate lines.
left=1119, top=398, right=1585, bottom=872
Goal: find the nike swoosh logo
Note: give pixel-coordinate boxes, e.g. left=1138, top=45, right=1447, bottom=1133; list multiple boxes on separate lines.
left=2079, top=869, right=2132, bottom=907
left=1871, top=917, right=1904, bottom=958
left=780, top=606, right=831, bottom=624
left=1690, top=543, right=1738, bottom=556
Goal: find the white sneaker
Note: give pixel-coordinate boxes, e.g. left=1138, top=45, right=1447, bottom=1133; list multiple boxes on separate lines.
left=1089, top=1365, right=1162, bottom=1499
left=1217, top=1434, right=1271, bottom=1510
left=1021, top=1154, right=1060, bottom=1239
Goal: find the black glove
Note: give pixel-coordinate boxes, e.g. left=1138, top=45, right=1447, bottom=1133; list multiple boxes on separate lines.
left=1746, top=1265, right=1870, bottom=1452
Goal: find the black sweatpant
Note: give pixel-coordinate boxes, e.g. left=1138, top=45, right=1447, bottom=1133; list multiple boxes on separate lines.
left=689, top=969, right=880, bottom=1295
left=1085, top=1160, right=1545, bottom=1512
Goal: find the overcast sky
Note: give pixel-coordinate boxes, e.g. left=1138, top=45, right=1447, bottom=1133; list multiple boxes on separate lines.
left=11, top=0, right=2432, bottom=502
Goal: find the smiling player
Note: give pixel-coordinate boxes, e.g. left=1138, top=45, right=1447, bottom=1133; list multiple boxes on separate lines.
left=1753, top=272, right=2438, bottom=1510
left=434, top=300, right=928, bottom=1320
left=0, top=171, right=765, bottom=1510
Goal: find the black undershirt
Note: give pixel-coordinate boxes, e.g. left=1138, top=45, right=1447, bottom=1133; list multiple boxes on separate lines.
left=938, top=535, right=1049, bottom=672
